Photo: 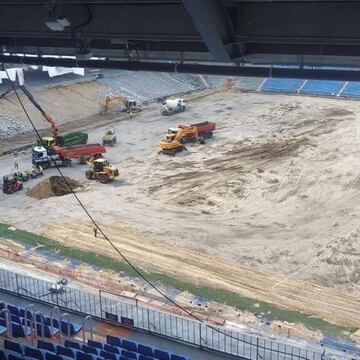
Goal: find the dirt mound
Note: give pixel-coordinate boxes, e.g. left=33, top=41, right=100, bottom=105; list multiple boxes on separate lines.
left=27, top=176, right=82, bottom=199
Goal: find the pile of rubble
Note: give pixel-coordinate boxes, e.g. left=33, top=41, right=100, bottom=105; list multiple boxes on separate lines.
left=0, top=114, right=31, bottom=139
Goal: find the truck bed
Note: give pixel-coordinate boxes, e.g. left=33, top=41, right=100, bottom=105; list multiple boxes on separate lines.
left=52, top=143, right=106, bottom=158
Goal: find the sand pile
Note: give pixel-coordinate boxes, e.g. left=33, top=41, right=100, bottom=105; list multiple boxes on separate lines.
left=27, top=176, right=82, bottom=199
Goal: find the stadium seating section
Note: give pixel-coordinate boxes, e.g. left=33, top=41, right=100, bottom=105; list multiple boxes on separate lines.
left=0, top=303, right=82, bottom=338
left=0, top=336, right=190, bottom=360
left=0, top=302, right=191, bottom=360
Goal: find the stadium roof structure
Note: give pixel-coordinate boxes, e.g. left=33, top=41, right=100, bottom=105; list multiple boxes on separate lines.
left=1, top=0, right=360, bottom=79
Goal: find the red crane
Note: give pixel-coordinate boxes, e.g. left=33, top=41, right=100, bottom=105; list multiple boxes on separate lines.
left=0, top=85, right=59, bottom=137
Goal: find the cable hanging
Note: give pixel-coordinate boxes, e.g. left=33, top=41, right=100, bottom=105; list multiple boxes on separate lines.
left=6, top=71, right=251, bottom=344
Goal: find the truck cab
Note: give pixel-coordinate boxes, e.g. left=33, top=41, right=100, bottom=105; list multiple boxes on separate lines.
left=32, top=146, right=49, bottom=165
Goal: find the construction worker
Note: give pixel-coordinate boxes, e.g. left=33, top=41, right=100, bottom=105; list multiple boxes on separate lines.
left=13, top=157, right=19, bottom=170
left=93, top=225, right=98, bottom=238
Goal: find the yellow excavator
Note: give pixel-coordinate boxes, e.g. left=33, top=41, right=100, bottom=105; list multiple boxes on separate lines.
left=85, top=158, right=119, bottom=183
left=159, top=127, right=200, bottom=155
left=101, top=94, right=142, bottom=115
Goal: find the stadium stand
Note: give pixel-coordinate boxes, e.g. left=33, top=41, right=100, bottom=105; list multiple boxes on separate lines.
left=341, top=81, right=360, bottom=97
left=261, top=78, right=304, bottom=93
left=0, top=329, right=192, bottom=360
left=300, top=80, right=344, bottom=96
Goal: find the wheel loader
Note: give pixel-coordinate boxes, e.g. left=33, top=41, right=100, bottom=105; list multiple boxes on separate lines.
left=85, top=158, right=119, bottom=183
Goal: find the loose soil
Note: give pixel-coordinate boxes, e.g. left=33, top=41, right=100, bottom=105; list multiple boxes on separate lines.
left=1, top=87, right=360, bottom=333
left=26, top=176, right=82, bottom=199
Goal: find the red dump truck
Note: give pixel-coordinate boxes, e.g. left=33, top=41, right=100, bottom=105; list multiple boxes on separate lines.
left=178, top=121, right=216, bottom=139
left=32, top=143, right=106, bottom=168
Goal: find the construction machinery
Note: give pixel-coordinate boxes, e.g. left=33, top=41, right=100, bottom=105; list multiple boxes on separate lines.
left=13, top=171, right=30, bottom=182
left=160, top=121, right=216, bottom=155
left=161, top=98, right=186, bottom=116
left=177, top=121, right=216, bottom=141
left=0, top=85, right=88, bottom=148
left=32, top=143, right=106, bottom=168
left=102, top=126, right=117, bottom=146
left=2, top=175, right=23, bottom=194
left=85, top=158, right=119, bottom=183
left=159, top=127, right=199, bottom=155
left=102, top=94, right=142, bottom=114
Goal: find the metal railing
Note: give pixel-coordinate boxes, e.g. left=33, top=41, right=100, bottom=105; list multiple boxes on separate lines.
left=0, top=268, right=358, bottom=360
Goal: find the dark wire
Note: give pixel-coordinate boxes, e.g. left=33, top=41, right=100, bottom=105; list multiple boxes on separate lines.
left=6, top=72, right=246, bottom=344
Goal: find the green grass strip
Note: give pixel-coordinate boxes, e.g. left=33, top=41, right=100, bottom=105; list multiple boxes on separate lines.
left=0, top=223, right=356, bottom=338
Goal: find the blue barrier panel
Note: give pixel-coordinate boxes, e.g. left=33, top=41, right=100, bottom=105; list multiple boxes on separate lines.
left=341, top=81, right=360, bottom=97
left=262, top=78, right=304, bottom=93
left=301, top=80, right=344, bottom=96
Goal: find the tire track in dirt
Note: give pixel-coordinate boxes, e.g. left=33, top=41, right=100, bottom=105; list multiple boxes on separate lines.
left=45, top=221, right=360, bottom=328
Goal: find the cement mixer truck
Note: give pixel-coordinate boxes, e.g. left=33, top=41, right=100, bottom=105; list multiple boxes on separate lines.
left=161, top=98, right=186, bottom=116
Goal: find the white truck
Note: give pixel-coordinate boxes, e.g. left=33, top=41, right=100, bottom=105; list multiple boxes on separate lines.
left=161, top=98, right=186, bottom=116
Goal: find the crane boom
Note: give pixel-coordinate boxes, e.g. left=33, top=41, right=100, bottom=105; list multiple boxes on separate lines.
left=19, top=86, right=59, bottom=137
left=0, top=85, right=59, bottom=137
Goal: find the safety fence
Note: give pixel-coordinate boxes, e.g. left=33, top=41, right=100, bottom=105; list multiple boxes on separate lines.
left=0, top=268, right=358, bottom=360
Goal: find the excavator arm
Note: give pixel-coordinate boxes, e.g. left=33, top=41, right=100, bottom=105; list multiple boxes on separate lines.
left=0, top=85, right=59, bottom=137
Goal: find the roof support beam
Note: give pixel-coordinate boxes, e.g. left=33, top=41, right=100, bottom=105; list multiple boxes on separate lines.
left=181, top=0, right=241, bottom=62
left=2, top=55, right=360, bottom=81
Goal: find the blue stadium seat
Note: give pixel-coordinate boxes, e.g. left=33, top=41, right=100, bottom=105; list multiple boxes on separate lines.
left=121, top=350, right=137, bottom=360
left=64, top=340, right=82, bottom=351
left=36, top=314, right=46, bottom=323
left=10, top=315, right=21, bottom=325
left=121, top=340, right=137, bottom=353
left=153, top=349, right=170, bottom=360
left=19, top=308, right=33, bottom=319
left=0, top=349, right=21, bottom=360
left=0, top=302, right=5, bottom=310
left=103, top=345, right=119, bottom=355
left=38, top=340, right=56, bottom=353
left=0, top=325, right=7, bottom=335
left=24, top=346, right=45, bottom=360
left=137, top=345, right=153, bottom=357
left=7, top=304, right=20, bottom=317
left=301, top=80, right=343, bottom=96
left=171, top=355, right=186, bottom=360
left=4, top=340, right=23, bottom=355
left=61, top=321, right=82, bottom=336
left=46, top=353, right=63, bottom=360
left=99, top=351, right=117, bottom=360
left=81, top=345, right=98, bottom=356
left=106, top=335, right=122, bottom=348
left=7, top=354, right=22, bottom=360
left=36, top=323, right=60, bottom=338
left=56, top=346, right=75, bottom=359
left=23, top=357, right=39, bottom=360
left=45, top=318, right=59, bottom=328
left=138, top=356, right=153, bottom=360
left=76, top=352, right=97, bottom=360
left=87, top=341, right=103, bottom=350
left=12, top=322, right=32, bottom=337
left=262, top=78, right=303, bottom=93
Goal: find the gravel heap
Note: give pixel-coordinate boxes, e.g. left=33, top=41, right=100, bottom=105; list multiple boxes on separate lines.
left=0, top=114, right=31, bottom=139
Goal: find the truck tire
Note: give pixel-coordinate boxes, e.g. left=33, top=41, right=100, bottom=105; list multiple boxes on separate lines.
left=63, top=159, right=71, bottom=167
left=99, top=174, right=109, bottom=184
left=85, top=170, right=94, bottom=180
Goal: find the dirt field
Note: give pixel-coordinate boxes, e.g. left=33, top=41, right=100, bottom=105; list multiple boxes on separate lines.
left=1, top=87, right=360, bottom=328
